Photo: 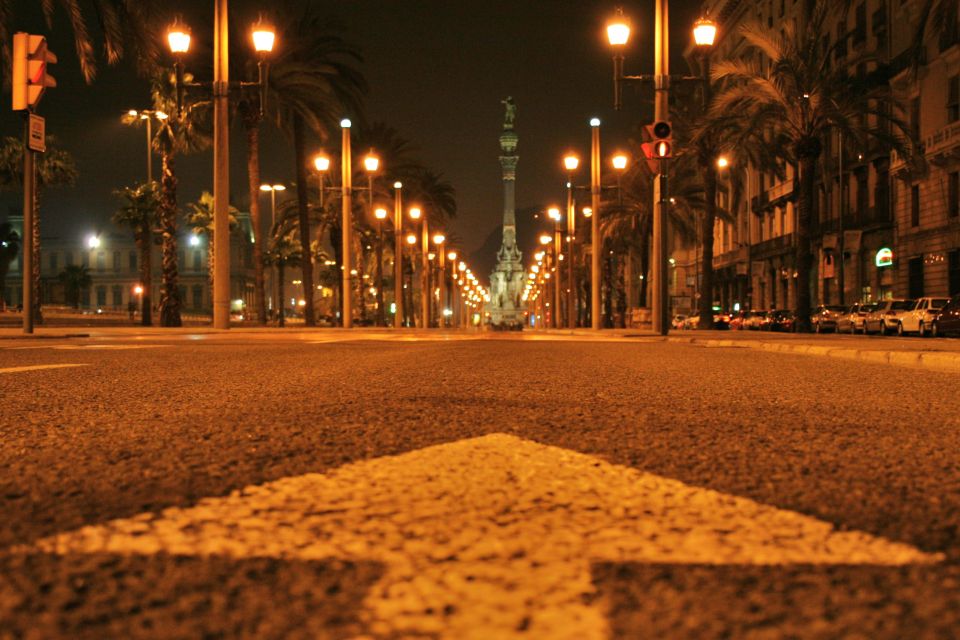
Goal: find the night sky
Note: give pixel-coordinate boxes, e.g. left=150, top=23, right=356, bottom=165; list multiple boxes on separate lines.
left=0, top=0, right=701, bottom=279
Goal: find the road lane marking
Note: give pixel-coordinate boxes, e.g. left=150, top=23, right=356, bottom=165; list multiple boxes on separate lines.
left=20, top=434, right=942, bottom=639
left=4, top=344, right=170, bottom=351
left=0, top=364, right=88, bottom=374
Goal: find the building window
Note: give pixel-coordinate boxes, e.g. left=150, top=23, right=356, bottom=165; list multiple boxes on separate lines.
left=113, top=251, right=121, bottom=272
left=64, top=251, right=72, bottom=267
left=949, top=250, right=960, bottom=296
left=911, top=185, right=920, bottom=227
left=112, top=285, right=123, bottom=308
left=876, top=162, right=890, bottom=222
left=129, top=251, right=137, bottom=272
left=908, top=257, right=925, bottom=299
left=192, top=285, right=203, bottom=310
left=96, top=251, right=105, bottom=272
left=949, top=76, right=960, bottom=123
left=96, top=286, right=107, bottom=307
left=193, top=250, right=202, bottom=272
left=947, top=172, right=960, bottom=220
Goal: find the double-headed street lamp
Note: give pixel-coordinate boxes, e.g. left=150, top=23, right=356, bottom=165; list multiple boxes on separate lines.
left=165, top=7, right=276, bottom=330
left=408, top=206, right=431, bottom=328
left=433, top=233, right=446, bottom=327
left=259, top=183, right=286, bottom=319
left=563, top=154, right=580, bottom=329
left=547, top=207, right=563, bottom=329
left=121, top=109, right=168, bottom=184
left=605, top=5, right=716, bottom=335
left=374, top=206, right=388, bottom=326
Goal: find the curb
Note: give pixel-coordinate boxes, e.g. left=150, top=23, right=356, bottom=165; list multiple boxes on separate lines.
left=667, top=337, right=960, bottom=374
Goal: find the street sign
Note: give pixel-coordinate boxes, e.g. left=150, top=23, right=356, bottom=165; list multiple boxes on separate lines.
left=28, top=114, right=45, bottom=153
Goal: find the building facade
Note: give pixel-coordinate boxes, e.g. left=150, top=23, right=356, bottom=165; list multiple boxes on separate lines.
left=1, top=212, right=257, bottom=316
left=691, top=0, right=960, bottom=312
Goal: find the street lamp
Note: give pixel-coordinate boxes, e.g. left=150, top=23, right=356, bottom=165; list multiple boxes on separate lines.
left=432, top=233, right=446, bottom=327
left=605, top=4, right=716, bottom=335
left=563, top=153, right=581, bottom=328
left=392, top=181, right=404, bottom=328
left=340, top=118, right=353, bottom=328
left=548, top=207, right=563, bottom=328
left=166, top=8, right=276, bottom=330
left=260, top=183, right=286, bottom=320
left=409, top=206, right=430, bottom=328
left=121, top=110, right=168, bottom=184
left=374, top=206, right=388, bottom=326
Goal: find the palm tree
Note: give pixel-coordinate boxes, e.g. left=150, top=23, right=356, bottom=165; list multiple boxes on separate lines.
left=912, top=0, right=959, bottom=69
left=0, top=222, right=20, bottom=311
left=112, top=181, right=159, bottom=325
left=264, top=232, right=302, bottom=328
left=185, top=191, right=239, bottom=285
left=0, top=136, right=78, bottom=325
left=152, top=79, right=211, bottom=327
left=268, top=5, right=366, bottom=327
left=711, top=1, right=915, bottom=331
left=57, top=264, right=91, bottom=309
left=0, top=1, right=160, bottom=85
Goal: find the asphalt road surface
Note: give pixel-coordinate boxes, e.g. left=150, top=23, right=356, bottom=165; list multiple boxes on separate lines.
left=1, top=331, right=959, bottom=638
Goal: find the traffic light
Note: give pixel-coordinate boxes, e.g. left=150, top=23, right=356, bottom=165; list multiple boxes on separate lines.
left=644, top=121, right=672, bottom=159
left=12, top=33, right=57, bottom=111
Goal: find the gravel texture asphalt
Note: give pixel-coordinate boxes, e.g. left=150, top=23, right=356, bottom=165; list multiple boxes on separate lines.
left=1, top=332, right=959, bottom=638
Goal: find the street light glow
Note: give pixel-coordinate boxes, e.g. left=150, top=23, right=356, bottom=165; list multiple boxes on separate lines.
left=86, top=235, right=100, bottom=249
left=539, top=234, right=552, bottom=245
left=433, top=233, right=446, bottom=245
left=251, top=18, right=276, bottom=53
left=167, top=20, right=191, bottom=54
left=448, top=251, right=457, bottom=261
left=590, top=117, right=601, bottom=127
left=364, top=153, right=380, bottom=173
left=548, top=207, right=561, bottom=221
left=272, top=184, right=286, bottom=191
left=340, top=118, right=352, bottom=129
left=582, top=207, right=593, bottom=218
left=563, top=154, right=580, bottom=172
left=717, top=156, right=729, bottom=169
left=189, top=235, right=201, bottom=247
left=406, top=234, right=417, bottom=245
left=409, top=207, right=422, bottom=220
left=606, top=8, right=631, bottom=47
left=612, top=153, right=629, bottom=171
left=693, top=16, right=718, bottom=48
left=375, top=207, right=388, bottom=220
left=394, top=181, right=403, bottom=189
left=313, top=154, right=330, bottom=172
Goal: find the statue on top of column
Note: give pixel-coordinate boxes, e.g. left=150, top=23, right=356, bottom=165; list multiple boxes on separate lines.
left=501, top=96, right=517, bottom=130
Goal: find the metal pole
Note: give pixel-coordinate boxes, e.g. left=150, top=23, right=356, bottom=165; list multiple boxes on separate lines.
left=554, top=223, right=562, bottom=328
left=393, top=184, right=403, bottom=328
left=212, top=0, right=230, bottom=330
left=21, top=115, right=34, bottom=334
left=652, top=0, right=670, bottom=335
left=566, top=180, right=576, bottom=328
left=421, top=216, right=430, bottom=328
left=438, top=246, right=446, bottom=327
left=838, top=131, right=845, bottom=305
left=591, top=121, right=602, bottom=330
left=341, top=122, right=353, bottom=328
left=146, top=118, right=152, bottom=185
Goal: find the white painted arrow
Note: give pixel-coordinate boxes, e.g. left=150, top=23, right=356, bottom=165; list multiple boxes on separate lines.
left=24, top=434, right=942, bottom=639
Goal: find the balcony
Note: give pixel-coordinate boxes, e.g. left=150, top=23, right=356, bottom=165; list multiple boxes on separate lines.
left=751, top=234, right=794, bottom=260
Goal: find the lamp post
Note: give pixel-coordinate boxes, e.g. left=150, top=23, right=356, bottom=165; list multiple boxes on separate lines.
left=393, top=181, right=404, bottom=328
left=166, top=8, right=275, bottom=330
left=409, top=206, right=430, bottom=328
left=362, top=151, right=380, bottom=325
left=606, top=6, right=716, bottom=335
left=313, top=153, right=330, bottom=209
left=259, top=183, right=285, bottom=319
left=405, top=231, right=417, bottom=326
left=433, top=233, right=446, bottom=327
left=446, top=250, right=458, bottom=327
left=340, top=118, right=353, bottom=328
left=539, top=233, right=554, bottom=328
left=548, top=207, right=563, bottom=328
left=563, top=153, right=580, bottom=328
left=122, top=110, right=168, bottom=184
left=590, top=118, right=602, bottom=330
left=374, top=206, right=388, bottom=326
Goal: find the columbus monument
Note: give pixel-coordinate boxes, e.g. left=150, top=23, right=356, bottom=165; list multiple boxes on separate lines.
left=487, top=97, right=525, bottom=328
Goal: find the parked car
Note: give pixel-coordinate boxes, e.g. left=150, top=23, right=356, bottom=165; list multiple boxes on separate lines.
left=728, top=311, right=748, bottom=330
left=743, top=310, right=768, bottom=330
left=898, top=297, right=950, bottom=336
left=766, top=309, right=795, bottom=332
left=836, top=302, right=876, bottom=334
left=932, top=294, right=960, bottom=337
left=811, top=305, right=848, bottom=333
left=682, top=312, right=730, bottom=330
left=671, top=314, right=688, bottom=330
left=863, top=299, right=915, bottom=335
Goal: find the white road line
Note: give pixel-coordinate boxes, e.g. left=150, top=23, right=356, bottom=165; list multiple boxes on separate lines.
left=0, top=364, right=88, bottom=374
left=20, top=434, right=942, bottom=639
left=5, top=344, right=170, bottom=351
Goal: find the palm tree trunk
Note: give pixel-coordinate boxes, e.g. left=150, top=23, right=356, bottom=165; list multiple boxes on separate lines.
left=32, top=184, right=43, bottom=324
left=159, top=150, right=182, bottom=327
left=244, top=115, right=267, bottom=325
left=278, top=260, right=286, bottom=328
left=795, top=154, right=817, bottom=332
left=137, top=231, right=153, bottom=326
left=698, top=162, right=718, bottom=329
left=292, top=114, right=316, bottom=327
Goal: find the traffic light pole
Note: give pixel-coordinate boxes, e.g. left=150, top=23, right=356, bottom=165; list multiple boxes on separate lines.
left=21, top=113, right=34, bottom=335
left=652, top=0, right=670, bottom=336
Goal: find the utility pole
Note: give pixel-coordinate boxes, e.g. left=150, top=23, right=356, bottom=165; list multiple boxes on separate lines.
left=590, top=119, right=601, bottom=330
left=212, top=0, right=230, bottom=330
left=393, top=182, right=404, bottom=328
left=341, top=120, right=353, bottom=328
left=652, top=0, right=670, bottom=335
